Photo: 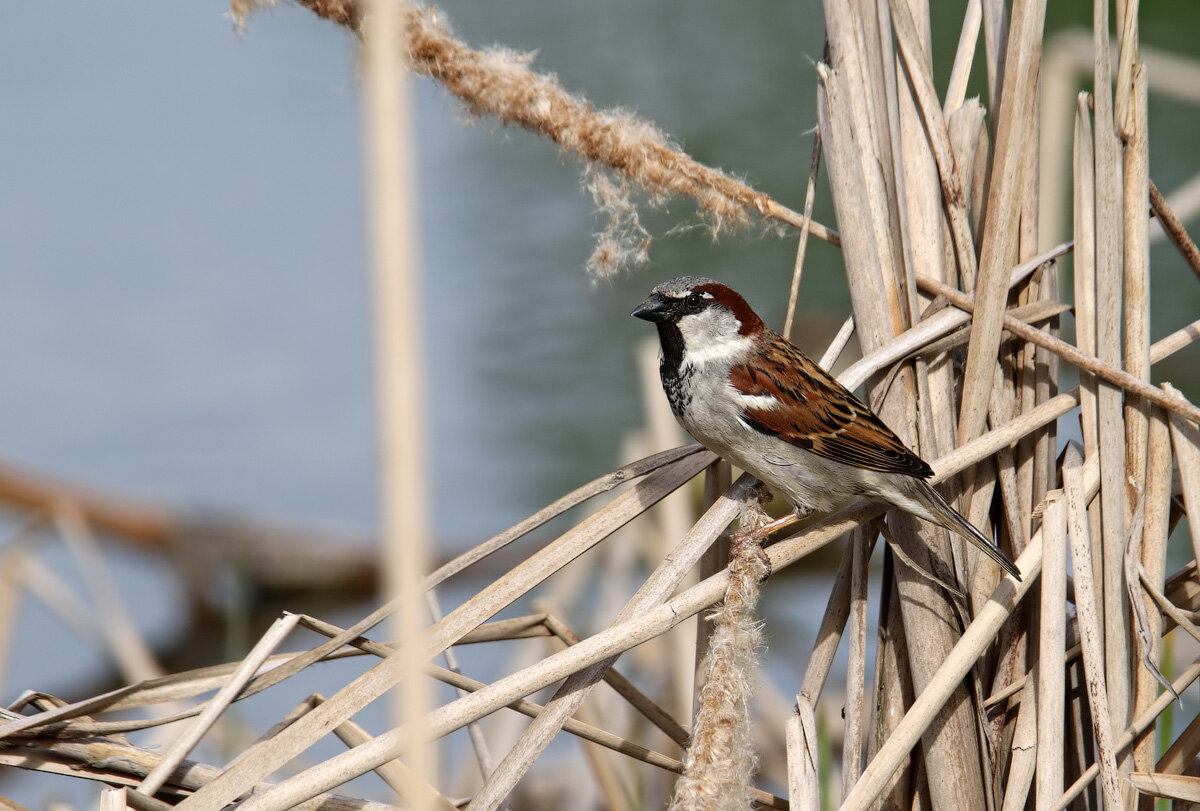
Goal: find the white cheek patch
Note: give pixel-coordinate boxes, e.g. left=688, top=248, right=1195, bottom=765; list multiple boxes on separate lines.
left=677, top=308, right=752, bottom=367
left=682, top=336, right=752, bottom=366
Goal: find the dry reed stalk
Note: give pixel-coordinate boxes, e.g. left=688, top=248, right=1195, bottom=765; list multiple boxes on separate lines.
left=326, top=709, right=459, bottom=811
left=783, top=133, right=823, bottom=341
left=53, top=506, right=163, bottom=685
left=1091, top=3, right=1133, bottom=764
left=1061, top=444, right=1123, bottom=809
left=866, top=568, right=916, bottom=809
left=215, top=381, right=1090, bottom=811
left=956, top=0, right=1046, bottom=448
left=173, top=451, right=712, bottom=811
left=1001, top=676, right=1038, bottom=811
left=1132, top=409, right=1172, bottom=782
left=423, top=592, right=498, bottom=790
left=1149, top=179, right=1200, bottom=278
left=1056, top=655, right=1200, bottom=809
left=292, top=614, right=702, bottom=785
left=785, top=698, right=821, bottom=809
left=841, top=528, right=870, bottom=796
left=799, top=536, right=866, bottom=705
left=462, top=474, right=756, bottom=811
left=0, top=736, right=401, bottom=811
left=358, top=2, right=432, bottom=805
left=822, top=2, right=997, bottom=801
left=1035, top=492, right=1067, bottom=808
left=1168, top=384, right=1200, bottom=564
left=137, top=614, right=301, bottom=798
left=539, top=614, right=690, bottom=748
left=980, top=0, right=1008, bottom=115
left=838, top=515, right=1045, bottom=810
left=943, top=0, right=981, bottom=116
left=1123, top=64, right=1151, bottom=523
left=915, top=274, right=1200, bottom=424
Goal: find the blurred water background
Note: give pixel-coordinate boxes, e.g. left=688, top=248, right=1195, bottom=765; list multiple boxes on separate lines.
left=1, top=0, right=1198, bottom=806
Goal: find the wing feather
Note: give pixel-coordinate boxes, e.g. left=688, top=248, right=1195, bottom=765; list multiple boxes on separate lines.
left=730, top=339, right=933, bottom=478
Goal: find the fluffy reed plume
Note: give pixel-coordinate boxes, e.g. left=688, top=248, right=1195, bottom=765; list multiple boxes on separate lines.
left=668, top=505, right=770, bottom=811
left=231, top=0, right=837, bottom=278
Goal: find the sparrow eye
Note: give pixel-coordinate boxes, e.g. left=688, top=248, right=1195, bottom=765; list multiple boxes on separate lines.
left=683, top=292, right=705, bottom=313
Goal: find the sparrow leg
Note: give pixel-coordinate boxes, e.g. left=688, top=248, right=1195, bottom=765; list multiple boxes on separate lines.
left=729, top=505, right=812, bottom=580
left=735, top=507, right=813, bottom=546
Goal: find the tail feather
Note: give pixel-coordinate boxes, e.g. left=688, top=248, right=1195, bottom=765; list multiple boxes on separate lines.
left=911, top=482, right=1022, bottom=581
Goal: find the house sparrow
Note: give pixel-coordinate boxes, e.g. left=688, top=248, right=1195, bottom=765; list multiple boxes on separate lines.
left=632, top=275, right=1021, bottom=580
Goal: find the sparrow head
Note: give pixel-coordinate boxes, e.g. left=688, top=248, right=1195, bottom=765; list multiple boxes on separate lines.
left=631, top=276, right=765, bottom=339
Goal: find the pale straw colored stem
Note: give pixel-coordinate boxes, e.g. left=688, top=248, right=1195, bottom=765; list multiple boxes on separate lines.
left=326, top=706, right=459, bottom=811
left=798, top=534, right=861, bottom=704
left=1149, top=179, right=1200, bottom=279
left=837, top=523, right=1045, bottom=809
left=1133, top=409, right=1173, bottom=775
left=137, top=614, right=301, bottom=798
left=1054, top=657, right=1200, bottom=809
left=53, top=506, right=163, bottom=684
left=915, top=275, right=1200, bottom=425
left=464, top=474, right=758, bottom=811
left=841, top=528, right=870, bottom=795
left=1092, top=0, right=1132, bottom=753
left=424, top=591, right=498, bottom=787
left=979, top=0, right=1008, bottom=114
left=956, top=0, right=1047, bottom=447
left=1001, top=677, right=1039, bottom=811
left=1072, top=96, right=1100, bottom=465
left=175, top=452, right=711, bottom=811
left=540, top=614, right=690, bottom=746
left=786, top=698, right=821, bottom=809
left=231, top=393, right=1087, bottom=811
left=943, top=0, right=982, bottom=116
left=783, top=132, right=823, bottom=340
left=889, top=0, right=978, bottom=293
left=1167, top=382, right=1200, bottom=564
left=818, top=315, right=857, bottom=371
left=1035, top=493, right=1067, bottom=808
left=361, top=0, right=430, bottom=802
left=1123, top=64, right=1151, bottom=524
left=1062, top=445, right=1124, bottom=810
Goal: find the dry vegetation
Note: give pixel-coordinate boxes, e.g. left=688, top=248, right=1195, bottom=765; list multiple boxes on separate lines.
left=3, top=0, right=1200, bottom=809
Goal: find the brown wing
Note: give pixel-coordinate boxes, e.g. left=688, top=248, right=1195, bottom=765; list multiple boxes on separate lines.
left=730, top=338, right=934, bottom=478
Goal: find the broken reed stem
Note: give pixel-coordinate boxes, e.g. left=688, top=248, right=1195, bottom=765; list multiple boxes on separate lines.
left=1149, top=179, right=1200, bottom=279
left=783, top=132, right=823, bottom=341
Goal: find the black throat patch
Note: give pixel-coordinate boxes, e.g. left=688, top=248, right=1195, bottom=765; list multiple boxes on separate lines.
left=656, top=322, right=693, bottom=416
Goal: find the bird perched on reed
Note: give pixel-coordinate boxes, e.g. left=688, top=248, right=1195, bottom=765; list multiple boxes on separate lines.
left=632, top=275, right=1021, bottom=580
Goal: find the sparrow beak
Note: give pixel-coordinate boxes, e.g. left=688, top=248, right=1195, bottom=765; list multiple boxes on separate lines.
left=631, top=293, right=674, bottom=323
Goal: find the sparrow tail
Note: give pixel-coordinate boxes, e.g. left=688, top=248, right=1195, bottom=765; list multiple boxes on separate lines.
left=912, top=482, right=1022, bottom=581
